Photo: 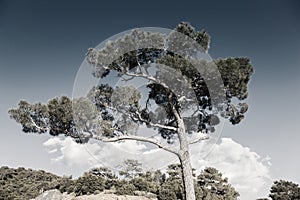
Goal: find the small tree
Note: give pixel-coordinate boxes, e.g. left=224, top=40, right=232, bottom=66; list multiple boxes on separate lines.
left=161, top=164, right=185, bottom=199
left=119, top=159, right=142, bottom=179
left=9, top=22, right=253, bottom=200
left=197, top=167, right=239, bottom=199
left=89, top=167, right=116, bottom=180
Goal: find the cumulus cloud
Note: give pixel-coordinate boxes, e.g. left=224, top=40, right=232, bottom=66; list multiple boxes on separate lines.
left=43, top=137, right=271, bottom=200
left=190, top=138, right=271, bottom=199
left=43, top=137, right=177, bottom=170
left=43, top=137, right=101, bottom=167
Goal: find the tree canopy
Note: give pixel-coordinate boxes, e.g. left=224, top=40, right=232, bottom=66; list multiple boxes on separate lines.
left=257, top=179, right=300, bottom=200
left=269, top=180, right=300, bottom=200
left=9, top=22, right=253, bottom=145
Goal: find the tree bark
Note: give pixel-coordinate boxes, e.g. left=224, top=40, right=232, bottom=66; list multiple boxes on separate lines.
left=179, top=150, right=196, bottom=200
left=176, top=112, right=196, bottom=200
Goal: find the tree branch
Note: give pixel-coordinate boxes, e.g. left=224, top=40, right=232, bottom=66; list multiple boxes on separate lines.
left=122, top=71, right=170, bottom=91
left=178, top=96, right=194, bottom=102
left=29, top=116, right=48, bottom=132
left=92, top=135, right=179, bottom=156
left=106, top=105, right=177, bottom=132
left=188, top=134, right=209, bottom=145
left=132, top=110, right=177, bottom=131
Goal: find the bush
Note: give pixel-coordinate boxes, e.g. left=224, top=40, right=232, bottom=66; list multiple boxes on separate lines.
left=130, top=177, right=150, bottom=192
left=0, top=166, right=65, bottom=200
left=158, top=183, right=177, bottom=200
left=74, top=172, right=105, bottom=196
left=115, top=181, right=136, bottom=195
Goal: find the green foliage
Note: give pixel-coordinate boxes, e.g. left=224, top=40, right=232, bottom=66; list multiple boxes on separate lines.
left=47, top=96, right=73, bottom=136
left=156, top=165, right=239, bottom=200
left=197, top=167, right=239, bottom=200
left=8, top=96, right=99, bottom=144
left=74, top=172, right=105, bottom=195
left=89, top=167, right=118, bottom=190
left=130, top=177, right=151, bottom=191
left=0, top=166, right=105, bottom=199
left=8, top=100, right=48, bottom=134
left=119, top=159, right=142, bottom=179
left=87, top=84, right=114, bottom=111
left=0, top=166, right=69, bottom=200
left=160, top=164, right=185, bottom=200
left=54, top=176, right=75, bottom=193
left=111, top=86, right=141, bottom=109
left=8, top=97, right=74, bottom=136
left=0, top=164, right=240, bottom=200
left=259, top=180, right=300, bottom=200
left=115, top=180, right=136, bottom=195
left=158, top=183, right=178, bottom=200
left=175, top=22, right=210, bottom=52
left=129, top=170, right=161, bottom=194
left=89, top=167, right=116, bottom=179
left=269, top=180, right=300, bottom=200
left=72, top=97, right=98, bottom=131
left=216, top=57, right=253, bottom=125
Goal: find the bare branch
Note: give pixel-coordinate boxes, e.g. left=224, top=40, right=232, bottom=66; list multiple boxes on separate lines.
left=92, top=135, right=179, bottom=156
left=178, top=96, right=194, bottom=102
left=191, top=107, right=200, bottom=117
left=123, top=71, right=170, bottom=90
left=106, top=105, right=177, bottom=132
left=189, top=134, right=209, bottom=145
left=121, top=76, right=135, bottom=82
left=132, top=110, right=177, bottom=131
left=172, top=105, right=182, bottom=124
left=29, top=117, right=48, bottom=132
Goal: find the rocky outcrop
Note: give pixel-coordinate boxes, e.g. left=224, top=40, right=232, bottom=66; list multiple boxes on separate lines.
left=33, top=189, right=157, bottom=200
left=33, top=190, right=73, bottom=200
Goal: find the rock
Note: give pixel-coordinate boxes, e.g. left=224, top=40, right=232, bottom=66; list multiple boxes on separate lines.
left=34, top=189, right=64, bottom=200
left=33, top=190, right=157, bottom=200
left=75, top=194, right=156, bottom=200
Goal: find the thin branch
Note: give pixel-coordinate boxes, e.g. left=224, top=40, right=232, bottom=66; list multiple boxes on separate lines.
left=121, top=76, right=135, bottom=82
left=189, top=134, right=209, bottom=145
left=191, top=106, right=200, bottom=117
left=132, top=110, right=177, bottom=131
left=135, top=54, right=143, bottom=74
left=178, top=96, right=194, bottom=102
left=106, top=105, right=177, bottom=131
left=92, top=135, right=179, bottom=156
left=123, top=71, right=170, bottom=90
left=171, top=104, right=182, bottom=124
left=29, top=116, right=48, bottom=132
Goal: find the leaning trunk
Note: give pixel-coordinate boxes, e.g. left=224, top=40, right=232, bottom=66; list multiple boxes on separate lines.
left=177, top=116, right=196, bottom=200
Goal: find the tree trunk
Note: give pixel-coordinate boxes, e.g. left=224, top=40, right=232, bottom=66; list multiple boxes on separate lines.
left=176, top=116, right=196, bottom=200
left=179, top=150, right=196, bottom=200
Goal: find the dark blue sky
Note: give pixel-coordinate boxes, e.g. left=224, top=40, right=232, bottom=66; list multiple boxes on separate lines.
left=0, top=0, right=299, bottom=196
left=0, top=0, right=299, bottom=94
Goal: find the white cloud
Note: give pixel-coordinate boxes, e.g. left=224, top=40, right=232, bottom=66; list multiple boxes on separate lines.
left=43, top=137, right=101, bottom=167
left=190, top=138, right=271, bottom=199
left=43, top=137, right=271, bottom=200
left=43, top=138, right=177, bottom=170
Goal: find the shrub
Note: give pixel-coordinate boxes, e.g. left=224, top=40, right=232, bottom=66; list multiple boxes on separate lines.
left=115, top=181, right=136, bottom=195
